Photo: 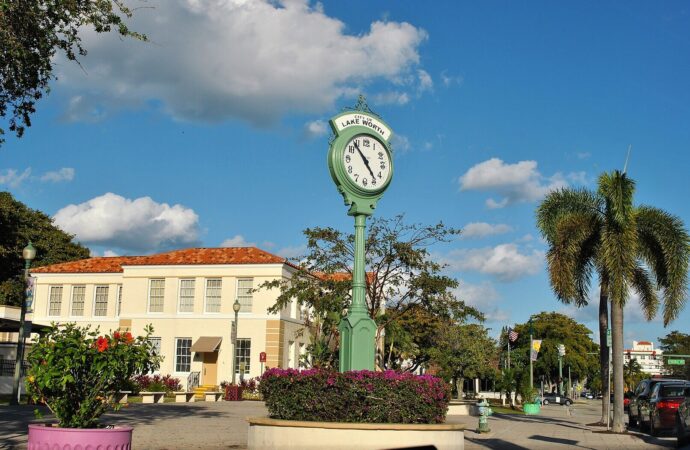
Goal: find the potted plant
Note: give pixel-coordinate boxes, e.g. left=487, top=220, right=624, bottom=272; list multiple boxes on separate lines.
left=25, top=323, right=160, bottom=447
left=520, top=386, right=541, bottom=415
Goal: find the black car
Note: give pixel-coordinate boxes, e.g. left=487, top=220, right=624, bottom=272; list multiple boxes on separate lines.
left=629, top=378, right=688, bottom=431
left=541, top=393, right=573, bottom=406
left=648, top=383, right=688, bottom=436
left=677, top=386, right=690, bottom=446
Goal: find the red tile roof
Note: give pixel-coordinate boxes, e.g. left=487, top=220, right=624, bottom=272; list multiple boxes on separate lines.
left=31, top=248, right=290, bottom=274
left=638, top=341, right=652, bottom=345
left=31, top=256, right=146, bottom=274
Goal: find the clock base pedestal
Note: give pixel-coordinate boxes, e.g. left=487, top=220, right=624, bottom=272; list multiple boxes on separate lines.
left=339, top=312, right=376, bottom=372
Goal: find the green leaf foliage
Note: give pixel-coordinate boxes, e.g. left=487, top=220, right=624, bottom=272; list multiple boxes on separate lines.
left=0, top=192, right=91, bottom=306
left=25, top=323, right=160, bottom=428
left=658, top=330, right=690, bottom=379
left=0, top=0, right=147, bottom=145
left=259, top=368, right=450, bottom=424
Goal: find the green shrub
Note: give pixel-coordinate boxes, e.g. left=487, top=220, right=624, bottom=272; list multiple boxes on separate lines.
left=259, top=368, right=450, bottom=424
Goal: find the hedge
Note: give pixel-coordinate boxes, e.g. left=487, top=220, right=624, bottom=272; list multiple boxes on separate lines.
left=259, top=368, right=450, bottom=424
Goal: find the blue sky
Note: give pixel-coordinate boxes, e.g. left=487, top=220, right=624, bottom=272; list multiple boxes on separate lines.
left=2, top=0, right=689, bottom=348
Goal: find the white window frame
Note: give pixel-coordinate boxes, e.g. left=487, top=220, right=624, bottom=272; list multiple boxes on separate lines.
left=177, top=279, right=195, bottom=313
left=236, top=278, right=253, bottom=313
left=204, top=278, right=222, bottom=313
left=175, top=337, right=192, bottom=373
left=148, top=279, right=165, bottom=313
left=116, top=284, right=123, bottom=317
left=93, top=285, right=109, bottom=317
left=234, top=338, right=251, bottom=375
left=70, top=285, right=86, bottom=317
left=288, top=340, right=295, bottom=368
left=48, top=286, right=63, bottom=317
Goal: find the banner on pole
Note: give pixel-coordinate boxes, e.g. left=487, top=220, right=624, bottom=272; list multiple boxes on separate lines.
left=530, top=339, right=542, bottom=361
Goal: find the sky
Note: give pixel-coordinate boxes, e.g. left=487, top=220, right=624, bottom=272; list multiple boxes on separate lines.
left=2, top=0, right=690, bottom=349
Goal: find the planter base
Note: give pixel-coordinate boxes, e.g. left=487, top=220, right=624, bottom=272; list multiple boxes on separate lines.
left=28, top=424, right=133, bottom=450
left=247, top=417, right=464, bottom=450
left=523, top=403, right=541, bottom=415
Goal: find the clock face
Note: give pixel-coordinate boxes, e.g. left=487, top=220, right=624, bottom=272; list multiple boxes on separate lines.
left=341, top=134, right=392, bottom=192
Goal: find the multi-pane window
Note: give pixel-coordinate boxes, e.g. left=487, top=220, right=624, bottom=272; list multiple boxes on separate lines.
left=94, top=286, right=109, bottom=316
left=178, top=279, right=195, bottom=313
left=237, top=278, right=253, bottom=312
left=149, top=337, right=162, bottom=356
left=175, top=338, right=192, bottom=372
left=116, top=285, right=123, bottom=316
left=48, top=286, right=63, bottom=316
left=71, top=285, right=85, bottom=316
left=149, top=279, right=165, bottom=313
left=205, top=279, right=222, bottom=313
left=234, top=338, right=251, bottom=375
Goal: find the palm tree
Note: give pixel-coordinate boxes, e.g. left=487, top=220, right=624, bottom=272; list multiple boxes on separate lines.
left=537, top=170, right=689, bottom=432
left=624, top=359, right=644, bottom=391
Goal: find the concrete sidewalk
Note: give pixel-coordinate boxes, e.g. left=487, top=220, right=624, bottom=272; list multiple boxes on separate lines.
left=1, top=399, right=687, bottom=449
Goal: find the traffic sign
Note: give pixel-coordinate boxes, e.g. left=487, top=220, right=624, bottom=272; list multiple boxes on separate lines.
left=606, top=328, right=611, bottom=348
left=260, top=351, right=267, bottom=363
left=668, top=358, right=685, bottom=365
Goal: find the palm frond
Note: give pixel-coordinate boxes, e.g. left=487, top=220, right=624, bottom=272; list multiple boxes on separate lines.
left=636, top=206, right=690, bottom=325
left=536, top=188, right=603, bottom=244
left=598, top=171, right=636, bottom=229
left=631, top=265, right=658, bottom=321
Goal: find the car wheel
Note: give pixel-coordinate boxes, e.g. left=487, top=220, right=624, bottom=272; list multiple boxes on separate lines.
left=543, top=399, right=549, bottom=405
left=565, top=399, right=572, bottom=406
left=650, top=414, right=658, bottom=437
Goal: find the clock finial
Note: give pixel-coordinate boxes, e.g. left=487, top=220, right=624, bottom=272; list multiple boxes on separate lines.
left=342, top=94, right=380, bottom=117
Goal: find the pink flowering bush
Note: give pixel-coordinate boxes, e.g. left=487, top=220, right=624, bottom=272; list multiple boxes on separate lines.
left=259, top=368, right=450, bottom=424
left=131, top=374, right=181, bottom=393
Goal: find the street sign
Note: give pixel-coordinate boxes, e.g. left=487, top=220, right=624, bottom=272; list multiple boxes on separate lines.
left=668, top=359, right=686, bottom=365
left=260, top=351, right=267, bottom=363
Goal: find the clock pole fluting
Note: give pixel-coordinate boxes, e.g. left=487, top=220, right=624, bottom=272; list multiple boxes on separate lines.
left=327, top=96, right=394, bottom=372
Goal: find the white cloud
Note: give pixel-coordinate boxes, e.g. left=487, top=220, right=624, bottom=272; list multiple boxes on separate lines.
left=53, top=193, right=200, bottom=252
left=417, top=69, right=433, bottom=92
left=303, top=120, right=329, bottom=139
left=454, top=280, right=508, bottom=322
left=40, top=168, right=75, bottom=183
left=442, top=244, right=544, bottom=282
left=55, top=0, right=428, bottom=126
left=391, top=134, right=411, bottom=153
left=0, top=168, right=31, bottom=188
left=276, top=244, right=307, bottom=259
left=374, top=91, right=410, bottom=105
left=103, top=250, right=120, bottom=257
left=221, top=235, right=257, bottom=248
left=462, top=222, right=513, bottom=239
left=423, top=141, right=433, bottom=151
left=440, top=70, right=463, bottom=87
left=577, top=152, right=591, bottom=160
left=459, top=158, right=579, bottom=208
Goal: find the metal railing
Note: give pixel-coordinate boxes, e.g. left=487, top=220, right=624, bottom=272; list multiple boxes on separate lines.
left=0, top=359, right=30, bottom=377
left=187, top=371, right=200, bottom=391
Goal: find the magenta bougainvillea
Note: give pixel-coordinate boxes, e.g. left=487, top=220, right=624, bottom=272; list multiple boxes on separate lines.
left=259, top=368, right=450, bottom=424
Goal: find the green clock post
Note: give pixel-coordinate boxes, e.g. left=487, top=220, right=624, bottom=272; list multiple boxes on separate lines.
left=327, top=96, right=394, bottom=372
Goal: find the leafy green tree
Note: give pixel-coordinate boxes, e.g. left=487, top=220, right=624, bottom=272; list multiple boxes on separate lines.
left=0, top=192, right=90, bottom=305
left=624, top=359, right=644, bottom=391
left=537, top=171, right=689, bottom=431
left=659, top=331, right=690, bottom=379
left=0, top=0, right=146, bottom=145
left=428, top=322, right=498, bottom=398
left=257, top=215, right=482, bottom=370
left=508, top=312, right=599, bottom=393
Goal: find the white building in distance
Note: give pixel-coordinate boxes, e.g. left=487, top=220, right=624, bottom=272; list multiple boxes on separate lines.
left=624, top=340, right=665, bottom=376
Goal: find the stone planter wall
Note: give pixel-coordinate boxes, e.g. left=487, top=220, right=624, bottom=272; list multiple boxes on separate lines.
left=247, top=417, right=464, bottom=450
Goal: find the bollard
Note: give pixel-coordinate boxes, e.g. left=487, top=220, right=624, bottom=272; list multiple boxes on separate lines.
left=476, top=398, right=492, bottom=433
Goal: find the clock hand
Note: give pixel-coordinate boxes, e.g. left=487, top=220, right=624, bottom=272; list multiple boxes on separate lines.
left=353, top=141, right=376, bottom=180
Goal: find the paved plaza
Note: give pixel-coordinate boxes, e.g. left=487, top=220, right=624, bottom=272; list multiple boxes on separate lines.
left=0, top=399, right=687, bottom=449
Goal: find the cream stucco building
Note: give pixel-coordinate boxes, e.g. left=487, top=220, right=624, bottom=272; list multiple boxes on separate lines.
left=28, top=247, right=309, bottom=389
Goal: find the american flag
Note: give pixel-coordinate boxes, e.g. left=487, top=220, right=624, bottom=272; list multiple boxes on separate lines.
left=508, top=328, right=519, bottom=342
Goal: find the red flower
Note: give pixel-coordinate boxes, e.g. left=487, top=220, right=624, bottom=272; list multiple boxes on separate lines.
left=113, top=331, right=121, bottom=340
left=96, top=336, right=109, bottom=352
left=124, top=332, right=133, bottom=343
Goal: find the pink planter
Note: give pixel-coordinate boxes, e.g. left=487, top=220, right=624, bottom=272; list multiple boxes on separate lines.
left=28, top=424, right=133, bottom=449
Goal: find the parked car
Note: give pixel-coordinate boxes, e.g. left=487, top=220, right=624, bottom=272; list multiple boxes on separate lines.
left=541, top=393, right=573, bottom=406
left=629, top=378, right=689, bottom=431
left=648, top=383, right=688, bottom=436
left=677, top=386, right=690, bottom=446
left=580, top=391, right=595, bottom=399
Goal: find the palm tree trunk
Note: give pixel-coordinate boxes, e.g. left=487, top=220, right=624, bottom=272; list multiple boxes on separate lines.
left=611, top=299, right=625, bottom=432
left=598, top=282, right=610, bottom=425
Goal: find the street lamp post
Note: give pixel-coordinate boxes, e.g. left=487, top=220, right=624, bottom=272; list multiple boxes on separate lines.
left=231, top=299, right=241, bottom=385
left=557, top=343, right=565, bottom=395
left=11, top=242, right=36, bottom=406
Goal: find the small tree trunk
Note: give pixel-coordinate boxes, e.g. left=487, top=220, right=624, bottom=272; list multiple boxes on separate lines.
left=611, top=300, right=625, bottom=432
left=598, top=281, right=610, bottom=425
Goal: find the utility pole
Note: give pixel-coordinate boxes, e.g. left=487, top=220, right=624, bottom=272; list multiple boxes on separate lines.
left=557, top=344, right=566, bottom=395
left=529, top=319, right=534, bottom=388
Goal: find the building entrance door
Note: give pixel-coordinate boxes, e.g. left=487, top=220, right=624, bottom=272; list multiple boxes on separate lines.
left=202, top=352, right=218, bottom=386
